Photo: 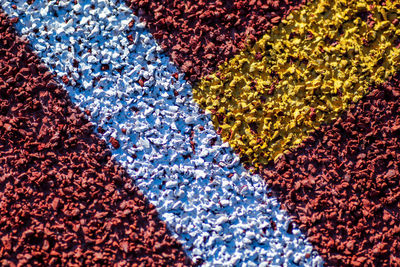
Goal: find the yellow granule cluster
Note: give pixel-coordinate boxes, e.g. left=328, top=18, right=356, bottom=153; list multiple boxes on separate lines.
left=193, top=0, right=400, bottom=168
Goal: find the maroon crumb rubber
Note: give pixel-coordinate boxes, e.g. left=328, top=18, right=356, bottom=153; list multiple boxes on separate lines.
left=127, top=0, right=305, bottom=83
left=261, top=75, right=400, bottom=266
left=0, top=13, right=191, bottom=266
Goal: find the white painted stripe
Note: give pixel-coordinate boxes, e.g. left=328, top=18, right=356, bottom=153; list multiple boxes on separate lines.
left=1, top=0, right=323, bottom=265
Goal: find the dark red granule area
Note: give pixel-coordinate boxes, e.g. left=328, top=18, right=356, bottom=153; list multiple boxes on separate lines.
left=261, top=74, right=400, bottom=266
left=0, top=12, right=191, bottom=266
left=126, top=0, right=306, bottom=83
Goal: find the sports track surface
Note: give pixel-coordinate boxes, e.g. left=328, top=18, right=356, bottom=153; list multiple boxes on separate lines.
left=1, top=0, right=400, bottom=266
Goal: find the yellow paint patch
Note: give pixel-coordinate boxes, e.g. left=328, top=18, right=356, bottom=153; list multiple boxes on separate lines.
left=193, top=0, right=400, bottom=168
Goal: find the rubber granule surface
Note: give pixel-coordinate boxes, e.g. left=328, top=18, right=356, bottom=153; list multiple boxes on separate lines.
left=262, top=73, right=400, bottom=266
left=127, top=0, right=306, bottom=83
left=0, top=12, right=191, bottom=267
left=193, top=0, right=400, bottom=167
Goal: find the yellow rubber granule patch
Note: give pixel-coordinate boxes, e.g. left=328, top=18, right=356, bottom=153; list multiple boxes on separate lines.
left=193, top=0, right=400, bottom=168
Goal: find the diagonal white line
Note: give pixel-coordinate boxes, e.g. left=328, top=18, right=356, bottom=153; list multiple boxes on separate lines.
left=1, top=0, right=323, bottom=265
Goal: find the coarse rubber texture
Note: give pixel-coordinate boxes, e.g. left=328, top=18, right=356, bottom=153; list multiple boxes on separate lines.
left=0, top=0, right=322, bottom=265
left=126, top=0, right=306, bottom=83
left=0, top=12, right=191, bottom=267
left=193, top=0, right=400, bottom=168
left=261, top=74, right=400, bottom=266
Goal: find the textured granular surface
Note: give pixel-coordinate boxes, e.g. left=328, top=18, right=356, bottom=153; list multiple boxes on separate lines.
left=0, top=13, right=190, bottom=266
left=0, top=0, right=322, bottom=265
left=127, top=0, right=306, bottom=82
left=193, top=0, right=400, bottom=168
left=261, top=73, right=400, bottom=266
